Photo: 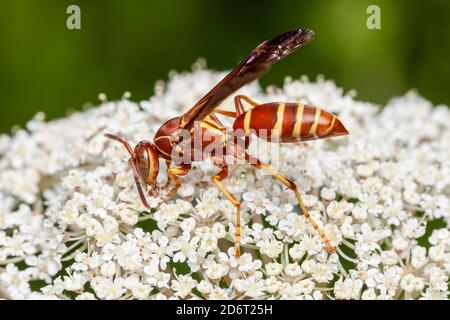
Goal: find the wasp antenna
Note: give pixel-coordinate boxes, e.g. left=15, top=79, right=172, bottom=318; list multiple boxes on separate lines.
left=104, top=133, right=134, bottom=156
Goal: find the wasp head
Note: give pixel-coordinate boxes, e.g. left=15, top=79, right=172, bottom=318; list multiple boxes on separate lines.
left=105, top=133, right=159, bottom=209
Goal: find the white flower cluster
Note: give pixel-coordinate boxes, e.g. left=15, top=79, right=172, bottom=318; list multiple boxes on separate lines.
left=0, top=62, right=449, bottom=300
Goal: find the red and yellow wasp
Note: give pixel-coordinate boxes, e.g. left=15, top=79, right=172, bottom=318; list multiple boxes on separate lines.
left=105, top=29, right=348, bottom=257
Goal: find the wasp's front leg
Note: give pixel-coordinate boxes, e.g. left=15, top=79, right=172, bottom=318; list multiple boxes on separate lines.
left=162, top=161, right=191, bottom=199
left=210, top=160, right=242, bottom=257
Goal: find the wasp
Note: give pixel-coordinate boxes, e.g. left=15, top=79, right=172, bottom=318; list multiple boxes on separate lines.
left=105, top=29, right=348, bottom=257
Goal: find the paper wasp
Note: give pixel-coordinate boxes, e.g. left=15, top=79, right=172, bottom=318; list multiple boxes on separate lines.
left=105, top=29, right=348, bottom=256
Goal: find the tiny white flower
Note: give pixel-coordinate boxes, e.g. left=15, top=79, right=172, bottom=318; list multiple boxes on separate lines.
left=352, top=204, right=368, bottom=221
left=429, top=244, right=446, bottom=263
left=410, top=246, right=428, bottom=269
left=320, top=187, right=336, bottom=201
left=76, top=292, right=97, bottom=300
left=265, top=262, right=284, bottom=276
left=211, top=223, right=226, bottom=239
left=203, top=260, right=229, bottom=280
left=334, top=277, right=363, bottom=300
left=310, top=262, right=334, bottom=283
left=180, top=217, right=196, bottom=232
left=400, top=274, right=424, bottom=293
left=265, top=276, right=282, bottom=294
left=361, top=288, right=377, bottom=300
left=284, top=263, right=303, bottom=278
left=197, top=280, right=213, bottom=295
left=402, top=218, right=426, bottom=239
left=178, top=183, right=195, bottom=198
left=259, top=240, right=283, bottom=258
left=100, top=261, right=116, bottom=277
left=171, top=274, right=198, bottom=299
left=289, top=244, right=306, bottom=261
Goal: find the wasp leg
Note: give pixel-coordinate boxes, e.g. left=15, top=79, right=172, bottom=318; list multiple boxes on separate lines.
left=160, top=160, right=172, bottom=190
left=208, top=113, right=229, bottom=134
left=164, top=161, right=191, bottom=199
left=212, top=94, right=260, bottom=119
left=212, top=164, right=242, bottom=257
left=234, top=95, right=259, bottom=116
left=210, top=95, right=259, bottom=124
left=243, top=153, right=335, bottom=254
left=213, top=109, right=238, bottom=118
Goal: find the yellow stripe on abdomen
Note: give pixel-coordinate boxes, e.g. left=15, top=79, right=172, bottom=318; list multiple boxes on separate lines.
left=243, top=109, right=252, bottom=134
left=309, top=108, right=322, bottom=139
left=292, top=103, right=304, bottom=139
left=272, top=103, right=285, bottom=140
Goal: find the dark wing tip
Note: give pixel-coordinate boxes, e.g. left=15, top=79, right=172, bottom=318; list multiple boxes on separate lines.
left=254, top=28, right=315, bottom=64
left=274, top=28, right=315, bottom=48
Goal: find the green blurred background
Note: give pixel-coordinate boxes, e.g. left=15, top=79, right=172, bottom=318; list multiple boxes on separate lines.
left=0, top=0, right=449, bottom=133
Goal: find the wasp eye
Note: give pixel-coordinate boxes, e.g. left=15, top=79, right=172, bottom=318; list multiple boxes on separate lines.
left=135, top=147, right=149, bottom=181
left=134, top=141, right=159, bottom=186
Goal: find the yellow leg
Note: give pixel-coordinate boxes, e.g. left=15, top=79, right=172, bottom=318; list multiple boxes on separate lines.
left=164, top=161, right=191, bottom=199
left=212, top=165, right=242, bottom=257
left=213, top=94, right=260, bottom=119
left=234, top=95, right=259, bottom=115
left=245, top=154, right=335, bottom=254
left=213, top=109, right=238, bottom=118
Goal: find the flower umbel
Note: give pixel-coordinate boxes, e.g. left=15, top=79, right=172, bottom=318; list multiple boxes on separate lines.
left=0, top=64, right=449, bottom=300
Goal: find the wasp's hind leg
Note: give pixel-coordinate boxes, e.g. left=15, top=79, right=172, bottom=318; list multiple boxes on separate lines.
left=212, top=95, right=260, bottom=120
left=213, top=109, right=238, bottom=118
left=234, top=95, right=259, bottom=115
left=243, top=153, right=335, bottom=254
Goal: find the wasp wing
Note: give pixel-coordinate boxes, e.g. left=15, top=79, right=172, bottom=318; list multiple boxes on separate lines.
left=179, top=28, right=315, bottom=130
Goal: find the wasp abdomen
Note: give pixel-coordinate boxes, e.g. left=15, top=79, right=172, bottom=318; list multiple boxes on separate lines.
left=233, top=102, right=348, bottom=142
